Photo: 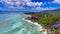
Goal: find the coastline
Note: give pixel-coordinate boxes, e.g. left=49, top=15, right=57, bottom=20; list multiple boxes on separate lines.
left=22, top=17, right=47, bottom=34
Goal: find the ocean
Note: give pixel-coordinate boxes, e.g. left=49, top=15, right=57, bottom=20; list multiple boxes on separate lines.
left=0, top=12, right=44, bottom=34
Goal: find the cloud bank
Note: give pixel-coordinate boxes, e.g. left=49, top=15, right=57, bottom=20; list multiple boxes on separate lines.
left=0, top=0, right=60, bottom=11
left=0, top=0, right=43, bottom=8
left=52, top=0, right=60, bottom=4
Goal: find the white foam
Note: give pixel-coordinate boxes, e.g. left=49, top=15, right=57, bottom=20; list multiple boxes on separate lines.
left=22, top=17, right=47, bottom=34
left=22, top=18, right=42, bottom=31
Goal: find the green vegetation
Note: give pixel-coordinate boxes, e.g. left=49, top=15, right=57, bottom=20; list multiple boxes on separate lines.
left=25, top=9, right=60, bottom=34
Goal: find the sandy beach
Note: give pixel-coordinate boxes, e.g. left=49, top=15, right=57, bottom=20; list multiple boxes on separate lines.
left=22, top=18, right=47, bottom=34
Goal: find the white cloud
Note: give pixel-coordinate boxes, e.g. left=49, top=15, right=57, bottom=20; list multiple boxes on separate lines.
left=26, top=2, right=43, bottom=7
left=0, top=0, right=43, bottom=8
left=35, top=7, right=56, bottom=11
left=52, top=0, right=60, bottom=4
left=0, top=0, right=57, bottom=11
left=36, top=7, right=49, bottom=11
left=36, top=7, right=43, bottom=11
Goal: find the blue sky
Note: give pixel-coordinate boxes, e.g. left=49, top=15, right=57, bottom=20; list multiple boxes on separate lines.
left=0, top=0, right=60, bottom=12
left=31, top=0, right=53, bottom=2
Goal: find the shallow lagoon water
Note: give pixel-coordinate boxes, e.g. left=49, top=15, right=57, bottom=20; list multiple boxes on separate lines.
left=0, top=13, right=44, bottom=34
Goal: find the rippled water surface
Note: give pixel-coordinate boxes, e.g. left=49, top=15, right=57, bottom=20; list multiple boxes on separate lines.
left=0, top=13, right=44, bottom=34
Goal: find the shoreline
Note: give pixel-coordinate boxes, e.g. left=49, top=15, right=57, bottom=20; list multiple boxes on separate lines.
left=22, top=18, right=47, bottom=34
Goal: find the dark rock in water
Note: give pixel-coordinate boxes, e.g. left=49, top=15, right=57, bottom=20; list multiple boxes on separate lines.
left=26, top=16, right=39, bottom=22
left=31, top=16, right=39, bottom=21
left=51, top=19, right=60, bottom=30
left=47, top=29, right=55, bottom=34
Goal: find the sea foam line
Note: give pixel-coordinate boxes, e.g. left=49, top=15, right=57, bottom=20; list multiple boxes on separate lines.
left=22, top=18, right=47, bottom=34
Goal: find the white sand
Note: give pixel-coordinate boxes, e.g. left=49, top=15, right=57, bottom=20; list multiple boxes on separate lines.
left=22, top=18, right=47, bottom=34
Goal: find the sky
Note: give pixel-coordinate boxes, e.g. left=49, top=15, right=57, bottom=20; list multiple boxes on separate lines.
left=0, top=0, right=60, bottom=12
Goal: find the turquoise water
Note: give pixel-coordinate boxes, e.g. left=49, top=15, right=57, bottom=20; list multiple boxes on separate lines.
left=0, top=13, right=44, bottom=34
